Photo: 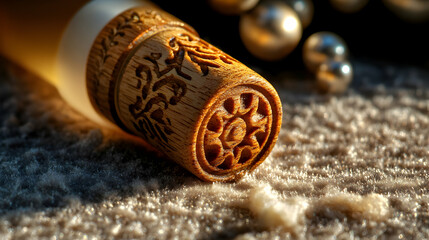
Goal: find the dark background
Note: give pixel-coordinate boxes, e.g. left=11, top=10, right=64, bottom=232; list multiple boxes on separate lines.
left=154, top=0, right=429, bottom=74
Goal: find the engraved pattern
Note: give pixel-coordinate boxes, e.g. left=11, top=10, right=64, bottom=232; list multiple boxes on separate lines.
left=91, top=8, right=253, bottom=156
left=128, top=33, right=236, bottom=145
left=90, top=11, right=144, bottom=110
left=200, top=90, right=272, bottom=171
left=94, top=9, right=169, bottom=81
left=86, top=6, right=281, bottom=181
left=97, top=12, right=143, bottom=80
left=129, top=53, right=186, bottom=145
left=167, top=33, right=237, bottom=78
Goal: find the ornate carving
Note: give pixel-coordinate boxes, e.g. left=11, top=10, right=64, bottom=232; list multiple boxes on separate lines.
left=128, top=53, right=186, bottom=145
left=89, top=11, right=144, bottom=109
left=198, top=87, right=273, bottom=172
left=95, top=9, right=168, bottom=77
left=128, top=33, right=236, bottom=145
left=167, top=33, right=236, bottom=77
left=97, top=11, right=143, bottom=79
left=86, top=6, right=282, bottom=182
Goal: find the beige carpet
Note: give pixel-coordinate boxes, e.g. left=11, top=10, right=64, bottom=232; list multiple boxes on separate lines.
left=1, top=59, right=428, bottom=239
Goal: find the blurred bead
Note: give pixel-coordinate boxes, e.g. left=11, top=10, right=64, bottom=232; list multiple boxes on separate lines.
left=239, top=0, right=302, bottom=61
left=283, top=0, right=314, bottom=28
left=316, top=60, right=353, bottom=94
left=208, top=0, right=260, bottom=15
left=329, top=0, right=369, bottom=13
left=302, top=32, right=348, bottom=73
left=383, top=0, right=429, bottom=22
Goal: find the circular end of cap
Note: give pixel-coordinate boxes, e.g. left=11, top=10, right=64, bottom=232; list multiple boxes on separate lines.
left=193, top=81, right=282, bottom=182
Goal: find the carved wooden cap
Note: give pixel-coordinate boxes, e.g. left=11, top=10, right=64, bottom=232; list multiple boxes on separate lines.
left=86, top=5, right=282, bottom=182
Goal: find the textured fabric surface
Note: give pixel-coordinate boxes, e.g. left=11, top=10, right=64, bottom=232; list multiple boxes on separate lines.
left=0, top=60, right=428, bottom=239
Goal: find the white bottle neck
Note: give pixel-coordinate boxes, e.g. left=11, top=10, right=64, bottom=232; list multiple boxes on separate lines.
left=56, top=0, right=150, bottom=126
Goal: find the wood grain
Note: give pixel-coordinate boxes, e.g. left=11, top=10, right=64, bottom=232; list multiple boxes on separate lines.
left=86, top=5, right=282, bottom=182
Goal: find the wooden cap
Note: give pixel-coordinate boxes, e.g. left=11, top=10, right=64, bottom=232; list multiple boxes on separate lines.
left=86, top=5, right=282, bottom=182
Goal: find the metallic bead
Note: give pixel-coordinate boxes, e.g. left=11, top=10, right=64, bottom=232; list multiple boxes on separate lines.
left=329, top=0, right=369, bottom=13
left=239, top=0, right=302, bottom=61
left=316, top=60, right=353, bottom=94
left=208, top=0, right=260, bottom=15
left=302, top=32, right=349, bottom=73
left=383, top=0, right=429, bottom=22
left=283, top=0, right=314, bottom=28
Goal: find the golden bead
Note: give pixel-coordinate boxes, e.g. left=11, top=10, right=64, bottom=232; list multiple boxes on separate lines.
left=284, top=0, right=314, bottom=28
left=316, top=60, right=353, bottom=94
left=329, top=0, right=369, bottom=13
left=208, top=0, right=260, bottom=15
left=239, top=0, right=302, bottom=61
left=382, top=0, right=429, bottom=22
left=302, top=32, right=348, bottom=73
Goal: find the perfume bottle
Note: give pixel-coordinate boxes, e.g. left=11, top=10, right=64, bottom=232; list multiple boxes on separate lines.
left=0, top=0, right=282, bottom=182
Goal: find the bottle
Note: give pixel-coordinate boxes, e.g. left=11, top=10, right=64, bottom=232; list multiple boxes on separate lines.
left=0, top=0, right=282, bottom=182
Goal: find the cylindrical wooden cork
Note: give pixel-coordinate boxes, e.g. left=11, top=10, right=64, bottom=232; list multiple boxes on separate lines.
left=86, top=4, right=282, bottom=182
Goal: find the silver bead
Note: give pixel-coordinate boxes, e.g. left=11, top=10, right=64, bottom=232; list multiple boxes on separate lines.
left=383, top=0, right=429, bottom=22
left=316, top=60, right=353, bottom=94
left=302, top=32, right=349, bottom=73
left=283, top=0, right=314, bottom=28
left=329, top=0, right=369, bottom=13
left=239, top=0, right=303, bottom=61
left=208, top=0, right=260, bottom=15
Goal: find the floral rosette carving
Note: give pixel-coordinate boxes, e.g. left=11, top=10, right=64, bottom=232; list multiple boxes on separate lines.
left=198, top=87, right=273, bottom=173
